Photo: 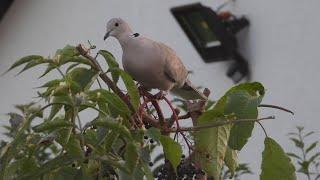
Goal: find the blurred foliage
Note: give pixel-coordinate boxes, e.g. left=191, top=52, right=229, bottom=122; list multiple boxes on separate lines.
left=287, top=126, right=320, bottom=180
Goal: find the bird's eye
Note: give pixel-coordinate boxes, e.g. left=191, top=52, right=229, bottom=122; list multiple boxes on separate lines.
left=115, top=23, right=119, bottom=27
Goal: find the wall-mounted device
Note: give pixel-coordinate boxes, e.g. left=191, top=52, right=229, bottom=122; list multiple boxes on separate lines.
left=0, top=0, right=14, bottom=22
left=171, top=2, right=250, bottom=83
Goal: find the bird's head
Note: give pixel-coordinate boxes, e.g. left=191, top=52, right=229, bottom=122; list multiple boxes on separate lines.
left=104, top=18, right=132, bottom=40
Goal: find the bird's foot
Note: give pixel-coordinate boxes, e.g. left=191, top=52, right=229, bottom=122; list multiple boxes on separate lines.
left=153, top=91, right=168, bottom=100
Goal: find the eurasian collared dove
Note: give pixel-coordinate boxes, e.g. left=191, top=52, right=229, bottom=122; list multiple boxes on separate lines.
left=104, top=18, right=207, bottom=100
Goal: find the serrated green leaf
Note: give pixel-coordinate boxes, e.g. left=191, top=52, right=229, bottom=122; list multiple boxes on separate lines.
left=306, top=142, right=317, bottom=154
left=88, top=118, right=132, bottom=140
left=66, top=135, right=84, bottom=158
left=146, top=127, right=161, bottom=142
left=20, top=157, right=38, bottom=174
left=194, top=109, right=231, bottom=179
left=38, top=79, right=62, bottom=88
left=17, top=154, right=79, bottom=180
left=141, top=161, right=154, bottom=180
left=113, top=69, right=140, bottom=111
left=303, top=131, right=315, bottom=138
left=88, top=89, right=130, bottom=118
left=121, top=72, right=140, bottom=110
left=290, top=137, right=304, bottom=148
left=55, top=127, right=72, bottom=145
left=66, top=62, right=81, bottom=73
left=125, top=143, right=139, bottom=173
left=32, top=117, right=74, bottom=132
left=308, top=152, right=320, bottom=162
left=48, top=96, right=72, bottom=120
left=43, top=166, right=78, bottom=180
left=224, top=147, right=238, bottom=177
left=213, top=82, right=264, bottom=150
left=160, top=135, right=182, bottom=172
left=75, top=165, right=93, bottom=180
left=98, top=50, right=120, bottom=83
left=17, top=57, right=48, bottom=74
left=260, top=137, right=296, bottom=180
left=5, top=55, right=43, bottom=73
left=67, top=67, right=98, bottom=92
left=39, top=64, right=56, bottom=78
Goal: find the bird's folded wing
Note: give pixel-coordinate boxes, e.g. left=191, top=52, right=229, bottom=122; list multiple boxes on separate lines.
left=155, top=42, right=188, bottom=88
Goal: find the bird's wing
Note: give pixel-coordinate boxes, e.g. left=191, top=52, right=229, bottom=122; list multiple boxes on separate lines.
left=155, top=42, right=188, bottom=88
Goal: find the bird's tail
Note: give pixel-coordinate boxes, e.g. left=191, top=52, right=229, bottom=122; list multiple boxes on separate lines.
left=171, top=80, right=208, bottom=100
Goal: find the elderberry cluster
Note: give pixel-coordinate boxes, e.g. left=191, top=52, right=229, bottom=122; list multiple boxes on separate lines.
left=155, top=157, right=205, bottom=180
left=177, top=162, right=205, bottom=180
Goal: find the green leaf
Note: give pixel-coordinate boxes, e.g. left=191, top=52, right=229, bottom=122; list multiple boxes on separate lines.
left=306, top=142, right=317, bottom=154
left=65, top=135, right=84, bottom=158
left=213, top=82, right=264, bottom=150
left=38, top=79, right=62, bottom=88
left=286, top=153, right=302, bottom=160
left=125, top=143, right=139, bottom=173
left=224, top=147, right=238, bottom=177
left=5, top=55, right=43, bottom=73
left=308, top=152, right=320, bottom=162
left=67, top=67, right=98, bottom=92
left=17, top=57, right=48, bottom=74
left=115, top=69, right=140, bottom=110
left=160, top=135, right=182, bottom=172
left=260, top=137, right=296, bottom=180
left=98, top=50, right=120, bottom=83
left=17, top=154, right=79, bottom=180
left=75, top=166, right=93, bottom=180
left=146, top=127, right=161, bottom=142
left=303, top=131, right=315, bottom=138
left=32, top=117, right=74, bottom=132
left=290, top=137, right=304, bottom=148
left=48, top=96, right=72, bottom=120
left=88, top=118, right=132, bottom=140
left=39, top=64, right=56, bottom=78
left=194, top=109, right=231, bottom=179
left=88, top=89, right=131, bottom=118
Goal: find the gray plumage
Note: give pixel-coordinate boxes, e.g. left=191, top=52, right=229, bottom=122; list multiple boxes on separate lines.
left=104, top=18, right=206, bottom=100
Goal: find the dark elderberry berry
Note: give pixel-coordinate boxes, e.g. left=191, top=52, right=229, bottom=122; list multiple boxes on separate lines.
left=144, top=135, right=149, bottom=140
left=150, top=139, right=154, bottom=144
left=148, top=162, right=153, bottom=167
left=181, top=154, right=185, bottom=159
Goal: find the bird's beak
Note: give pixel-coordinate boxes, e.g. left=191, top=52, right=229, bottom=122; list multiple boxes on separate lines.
left=103, top=31, right=111, bottom=40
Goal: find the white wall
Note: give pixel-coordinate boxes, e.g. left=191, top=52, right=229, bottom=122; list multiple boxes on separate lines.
left=0, top=0, right=319, bottom=179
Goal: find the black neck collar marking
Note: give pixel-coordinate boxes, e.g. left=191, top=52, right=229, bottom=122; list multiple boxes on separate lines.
left=133, top=33, right=140, bottom=37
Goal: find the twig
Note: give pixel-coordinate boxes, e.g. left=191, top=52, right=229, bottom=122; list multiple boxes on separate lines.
left=259, top=104, right=294, bottom=115
left=257, top=121, right=268, bottom=137
left=96, top=78, right=102, bottom=88
left=167, top=116, right=275, bottom=132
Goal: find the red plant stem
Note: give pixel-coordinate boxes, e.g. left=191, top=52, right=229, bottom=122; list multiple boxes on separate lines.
left=141, top=112, right=161, bottom=129
left=178, top=113, right=191, bottom=120
left=163, top=96, right=193, bottom=150
left=151, top=100, right=165, bottom=126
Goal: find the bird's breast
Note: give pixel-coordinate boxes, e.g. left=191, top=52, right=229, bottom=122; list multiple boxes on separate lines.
left=122, top=43, right=172, bottom=90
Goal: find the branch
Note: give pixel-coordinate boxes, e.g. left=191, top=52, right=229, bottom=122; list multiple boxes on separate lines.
left=76, top=44, right=135, bottom=113
left=167, top=116, right=275, bottom=132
